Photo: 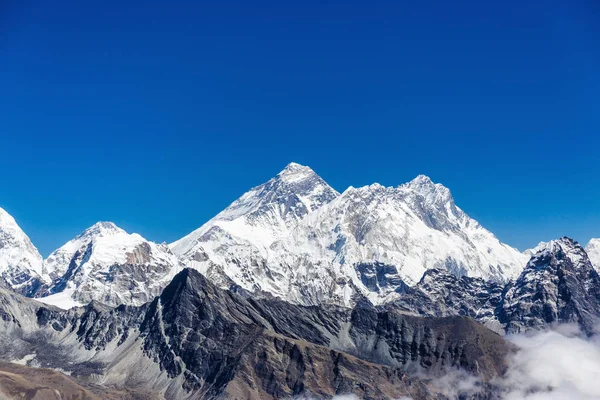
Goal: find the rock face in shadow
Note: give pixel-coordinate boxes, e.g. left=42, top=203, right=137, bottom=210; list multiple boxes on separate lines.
left=499, top=237, right=600, bottom=334
left=220, top=333, right=438, bottom=400
left=355, top=262, right=410, bottom=294
left=389, top=268, right=504, bottom=322
left=0, top=268, right=512, bottom=400
left=348, top=305, right=509, bottom=380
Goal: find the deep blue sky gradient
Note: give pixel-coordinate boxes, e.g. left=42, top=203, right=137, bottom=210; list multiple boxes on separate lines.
left=1, top=0, right=599, bottom=255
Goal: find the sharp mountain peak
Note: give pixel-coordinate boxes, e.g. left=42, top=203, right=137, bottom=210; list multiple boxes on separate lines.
left=277, top=161, right=315, bottom=175
left=80, top=221, right=123, bottom=236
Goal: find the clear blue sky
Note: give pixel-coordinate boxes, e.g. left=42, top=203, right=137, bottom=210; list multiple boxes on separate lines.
left=1, top=0, right=599, bottom=256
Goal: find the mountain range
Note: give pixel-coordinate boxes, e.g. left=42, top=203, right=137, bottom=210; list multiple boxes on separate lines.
left=2, top=163, right=598, bottom=309
left=0, top=162, right=599, bottom=399
left=172, top=163, right=531, bottom=308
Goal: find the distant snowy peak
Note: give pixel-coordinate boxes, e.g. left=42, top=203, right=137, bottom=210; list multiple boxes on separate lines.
left=402, top=174, right=455, bottom=207
left=585, top=238, right=600, bottom=271
left=44, top=221, right=137, bottom=280
left=171, top=162, right=339, bottom=255
left=0, top=207, right=46, bottom=295
left=333, top=174, right=460, bottom=230
left=277, top=161, right=322, bottom=184
left=215, top=162, right=339, bottom=222
left=41, top=221, right=183, bottom=307
left=77, top=221, right=124, bottom=238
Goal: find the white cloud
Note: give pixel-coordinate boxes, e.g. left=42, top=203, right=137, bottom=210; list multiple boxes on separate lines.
left=422, top=368, right=483, bottom=398
left=498, top=324, right=600, bottom=400
left=393, top=324, right=600, bottom=400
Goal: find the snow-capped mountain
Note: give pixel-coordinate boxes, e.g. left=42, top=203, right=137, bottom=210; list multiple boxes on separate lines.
left=0, top=207, right=47, bottom=296
left=37, top=221, right=183, bottom=307
left=170, top=162, right=344, bottom=299
left=585, top=238, right=600, bottom=271
left=171, top=162, right=339, bottom=253
left=172, top=163, right=528, bottom=307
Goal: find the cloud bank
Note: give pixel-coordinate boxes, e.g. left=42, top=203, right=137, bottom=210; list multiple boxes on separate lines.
left=499, top=324, right=600, bottom=399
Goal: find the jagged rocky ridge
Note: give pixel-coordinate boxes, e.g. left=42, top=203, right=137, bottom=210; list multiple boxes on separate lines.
left=391, top=237, right=600, bottom=335
left=0, top=268, right=513, bottom=400
left=389, top=268, right=506, bottom=334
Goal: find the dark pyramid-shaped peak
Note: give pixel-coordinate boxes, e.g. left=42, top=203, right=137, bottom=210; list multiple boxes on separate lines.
left=156, top=268, right=219, bottom=311
left=143, top=268, right=267, bottom=340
